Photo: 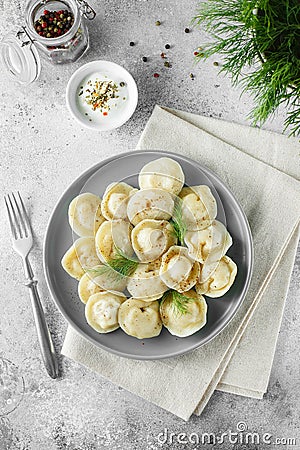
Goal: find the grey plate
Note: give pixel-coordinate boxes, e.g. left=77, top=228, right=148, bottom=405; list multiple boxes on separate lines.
left=43, top=150, right=253, bottom=360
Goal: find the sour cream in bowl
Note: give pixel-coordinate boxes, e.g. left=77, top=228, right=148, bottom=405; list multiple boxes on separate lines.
left=66, top=60, right=138, bottom=131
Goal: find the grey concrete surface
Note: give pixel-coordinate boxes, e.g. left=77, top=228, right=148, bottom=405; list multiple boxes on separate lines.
left=0, top=1, right=299, bottom=449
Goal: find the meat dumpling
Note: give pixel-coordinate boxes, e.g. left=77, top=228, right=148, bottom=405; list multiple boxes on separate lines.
left=78, top=265, right=127, bottom=303
left=61, top=237, right=101, bottom=280
left=196, top=255, right=237, bottom=297
left=118, top=298, right=162, bottom=339
left=159, top=245, right=200, bottom=293
left=139, top=157, right=184, bottom=195
left=179, top=185, right=217, bottom=231
left=68, top=193, right=105, bottom=237
left=127, top=258, right=169, bottom=301
left=101, top=182, right=137, bottom=220
left=95, top=220, right=134, bottom=263
left=127, top=188, right=174, bottom=226
left=160, top=290, right=207, bottom=337
left=131, top=219, right=177, bottom=263
left=85, top=292, right=126, bottom=333
left=184, top=220, right=232, bottom=263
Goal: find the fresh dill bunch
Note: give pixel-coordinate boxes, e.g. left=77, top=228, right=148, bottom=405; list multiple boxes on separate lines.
left=192, top=0, right=300, bottom=136
left=161, top=290, right=194, bottom=315
left=170, top=196, right=187, bottom=245
left=87, top=247, right=138, bottom=284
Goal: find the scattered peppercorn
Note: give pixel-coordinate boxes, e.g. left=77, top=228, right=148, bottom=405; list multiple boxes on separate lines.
left=129, top=41, right=135, bottom=46
left=153, top=73, right=159, bottom=78
left=160, top=52, right=166, bottom=59
left=189, top=73, right=194, bottom=79
left=34, top=9, right=74, bottom=37
left=213, top=61, right=219, bottom=66
left=142, top=56, right=147, bottom=62
left=120, top=81, right=125, bottom=87
left=184, top=28, right=190, bottom=33
left=164, top=61, right=171, bottom=67
left=155, top=20, right=161, bottom=26
left=165, top=44, right=170, bottom=49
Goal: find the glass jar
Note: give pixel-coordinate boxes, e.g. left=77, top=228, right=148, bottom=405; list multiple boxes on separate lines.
left=0, top=0, right=95, bottom=85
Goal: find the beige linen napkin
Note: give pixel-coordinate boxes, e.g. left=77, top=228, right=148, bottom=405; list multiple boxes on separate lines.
left=62, top=106, right=300, bottom=420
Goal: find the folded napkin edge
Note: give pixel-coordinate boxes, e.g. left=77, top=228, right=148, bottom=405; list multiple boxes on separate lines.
left=216, top=382, right=264, bottom=399
left=149, top=105, right=300, bottom=187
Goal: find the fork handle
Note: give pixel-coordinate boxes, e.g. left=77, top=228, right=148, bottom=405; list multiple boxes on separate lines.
left=23, top=258, right=59, bottom=379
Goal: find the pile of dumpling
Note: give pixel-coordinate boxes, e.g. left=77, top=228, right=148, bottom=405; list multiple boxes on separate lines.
left=61, top=157, right=237, bottom=339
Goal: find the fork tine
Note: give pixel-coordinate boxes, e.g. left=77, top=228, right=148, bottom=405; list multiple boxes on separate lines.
left=4, top=196, right=17, bottom=239
left=17, top=192, right=32, bottom=236
left=6, top=194, right=22, bottom=238
left=12, top=192, right=28, bottom=238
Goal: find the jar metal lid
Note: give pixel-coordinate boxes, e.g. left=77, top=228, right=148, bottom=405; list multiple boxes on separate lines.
left=0, top=30, right=41, bottom=85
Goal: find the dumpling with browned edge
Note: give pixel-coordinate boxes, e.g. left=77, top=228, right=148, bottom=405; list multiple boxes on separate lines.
left=61, top=237, right=101, bottom=280
left=159, top=245, right=200, bottom=293
left=95, top=220, right=134, bottom=263
left=85, top=292, right=126, bottom=333
left=127, top=188, right=174, bottom=226
left=139, top=157, right=185, bottom=195
left=127, top=258, right=168, bottom=301
left=101, top=182, right=137, bottom=220
left=179, top=185, right=217, bottom=231
left=68, top=193, right=105, bottom=237
left=160, top=290, right=207, bottom=337
left=131, top=219, right=177, bottom=263
left=184, top=220, right=232, bottom=263
left=78, top=265, right=127, bottom=303
left=118, top=298, right=162, bottom=339
left=196, top=255, right=237, bottom=298
left=78, top=272, right=105, bottom=303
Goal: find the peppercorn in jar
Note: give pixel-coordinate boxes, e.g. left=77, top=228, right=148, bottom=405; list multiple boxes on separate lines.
left=0, top=0, right=96, bottom=84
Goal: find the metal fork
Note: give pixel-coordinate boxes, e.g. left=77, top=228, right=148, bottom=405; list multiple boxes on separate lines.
left=4, top=192, right=59, bottom=379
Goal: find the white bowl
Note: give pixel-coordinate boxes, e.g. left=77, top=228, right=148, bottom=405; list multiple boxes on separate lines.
left=66, top=60, right=138, bottom=131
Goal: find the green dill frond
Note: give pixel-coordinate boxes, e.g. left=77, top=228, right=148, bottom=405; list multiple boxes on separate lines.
left=172, top=291, right=193, bottom=315
left=192, top=0, right=300, bottom=135
left=87, top=247, right=138, bottom=285
left=161, top=290, right=194, bottom=315
left=87, top=264, right=125, bottom=285
left=284, top=102, right=300, bottom=136
left=108, top=247, right=139, bottom=278
left=170, top=197, right=187, bottom=245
